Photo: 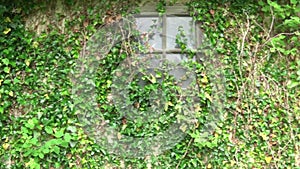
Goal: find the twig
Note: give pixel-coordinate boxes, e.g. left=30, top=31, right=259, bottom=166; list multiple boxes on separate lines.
left=266, top=7, right=275, bottom=40
left=175, top=137, right=194, bottom=169
left=238, top=12, right=250, bottom=80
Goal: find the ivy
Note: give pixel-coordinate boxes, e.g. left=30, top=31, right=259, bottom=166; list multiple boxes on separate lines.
left=1, top=0, right=300, bottom=168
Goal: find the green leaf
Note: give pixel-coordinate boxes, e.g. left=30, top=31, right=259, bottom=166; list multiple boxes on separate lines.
left=4, top=67, right=10, bottom=73
left=38, top=153, right=44, bottom=159
left=45, top=126, right=53, bottom=134
left=291, top=0, right=297, bottom=5
left=2, top=58, right=9, bottom=65
left=54, top=128, right=65, bottom=138
left=64, top=133, right=72, bottom=142
left=287, top=81, right=299, bottom=88
left=29, top=138, right=38, bottom=145
left=60, top=90, right=69, bottom=96
left=41, top=147, right=50, bottom=154
left=283, top=16, right=300, bottom=27
left=3, top=79, right=10, bottom=84
left=53, top=146, right=60, bottom=154
left=267, top=0, right=283, bottom=11
left=25, top=119, right=35, bottom=129
left=22, top=127, right=29, bottom=134
left=13, top=77, right=20, bottom=84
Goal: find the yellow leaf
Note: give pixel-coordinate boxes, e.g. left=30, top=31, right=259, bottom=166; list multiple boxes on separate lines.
left=258, top=109, right=262, bottom=114
left=230, top=160, right=236, bottom=166
left=117, top=132, right=122, bottom=140
left=164, top=101, right=174, bottom=111
left=2, top=143, right=9, bottom=150
left=204, top=92, right=212, bottom=102
left=207, top=163, right=212, bottom=168
left=106, top=80, right=112, bottom=87
left=32, top=41, right=39, bottom=48
left=179, top=124, right=187, bottom=132
left=25, top=59, right=30, bottom=66
left=44, top=93, right=49, bottom=99
left=4, top=17, right=11, bottom=22
left=201, top=75, right=209, bottom=84
left=0, top=79, right=3, bottom=86
left=149, top=74, right=156, bottom=83
left=3, top=28, right=11, bottom=34
left=121, top=124, right=127, bottom=131
left=9, top=91, right=13, bottom=97
left=194, top=105, right=201, bottom=112
left=265, top=156, right=272, bottom=164
left=260, top=133, right=268, bottom=141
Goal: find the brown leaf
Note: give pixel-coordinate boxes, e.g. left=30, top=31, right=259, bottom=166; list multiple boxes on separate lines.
left=83, top=20, right=89, bottom=27
left=115, top=14, right=122, bottom=21
left=106, top=10, right=113, bottom=15
left=209, top=9, right=215, bottom=16
left=122, top=116, right=127, bottom=125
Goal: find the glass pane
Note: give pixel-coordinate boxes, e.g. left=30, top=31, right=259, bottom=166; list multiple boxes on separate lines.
left=166, top=53, right=188, bottom=65
left=135, top=17, right=163, bottom=50
left=166, top=54, right=193, bottom=89
left=166, top=17, right=195, bottom=50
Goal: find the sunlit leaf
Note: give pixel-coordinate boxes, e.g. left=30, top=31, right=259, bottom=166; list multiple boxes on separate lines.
left=265, top=156, right=272, bottom=164
left=3, top=28, right=11, bottom=34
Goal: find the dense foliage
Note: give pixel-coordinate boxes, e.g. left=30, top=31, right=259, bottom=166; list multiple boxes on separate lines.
left=0, top=0, right=299, bottom=168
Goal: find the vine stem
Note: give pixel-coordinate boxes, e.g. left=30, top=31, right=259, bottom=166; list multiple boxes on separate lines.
left=175, top=137, right=194, bottom=169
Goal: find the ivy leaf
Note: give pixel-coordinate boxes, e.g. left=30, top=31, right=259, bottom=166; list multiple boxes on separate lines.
left=3, top=28, right=11, bottom=34
left=4, top=17, right=11, bottom=22
left=4, top=67, right=10, bottom=73
left=63, top=133, right=72, bottom=142
left=54, top=128, right=65, bottom=138
left=2, top=143, right=10, bottom=150
left=66, top=126, right=77, bottom=133
left=25, top=59, right=30, bottom=66
left=2, top=58, right=9, bottom=65
left=25, top=119, right=36, bottom=129
left=164, top=101, right=174, bottom=111
left=287, top=80, right=299, bottom=89
left=148, top=74, right=156, bottom=83
left=45, top=126, right=53, bottom=134
left=53, top=146, right=60, bottom=154
left=265, top=156, right=272, bottom=164
left=260, top=133, right=268, bottom=141
left=8, top=91, right=13, bottom=97
left=291, top=0, right=297, bottom=5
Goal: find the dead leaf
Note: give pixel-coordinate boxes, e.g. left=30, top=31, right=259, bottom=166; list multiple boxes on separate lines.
left=83, top=20, right=89, bottom=27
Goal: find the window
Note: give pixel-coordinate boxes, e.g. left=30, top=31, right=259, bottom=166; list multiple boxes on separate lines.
left=134, top=5, right=200, bottom=53
left=132, top=5, right=200, bottom=87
